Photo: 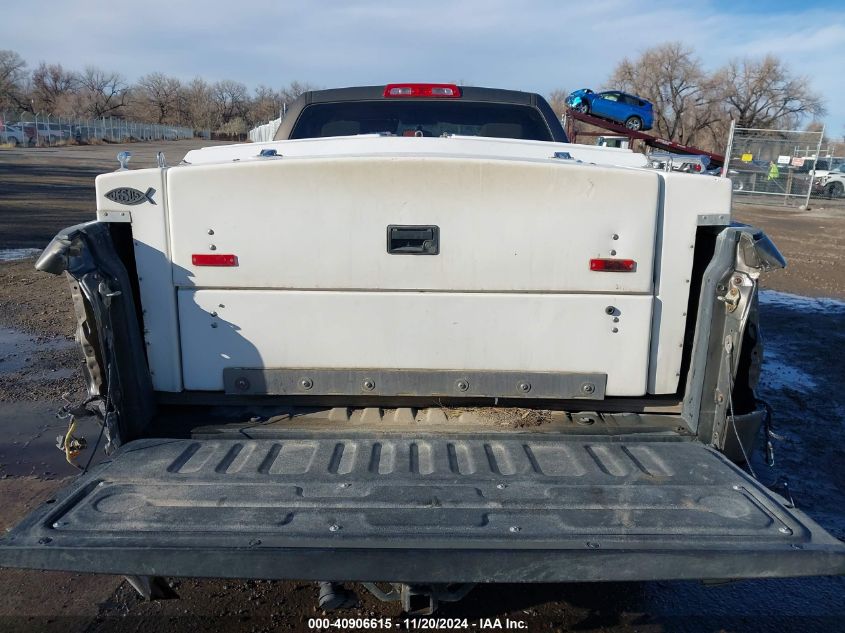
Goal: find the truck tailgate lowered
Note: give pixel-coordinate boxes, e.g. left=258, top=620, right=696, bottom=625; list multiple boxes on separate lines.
left=2, top=434, right=843, bottom=582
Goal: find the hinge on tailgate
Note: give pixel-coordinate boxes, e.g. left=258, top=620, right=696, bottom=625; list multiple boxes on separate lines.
left=716, top=274, right=749, bottom=314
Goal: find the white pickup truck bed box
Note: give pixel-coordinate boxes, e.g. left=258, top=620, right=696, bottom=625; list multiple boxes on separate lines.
left=93, top=136, right=731, bottom=398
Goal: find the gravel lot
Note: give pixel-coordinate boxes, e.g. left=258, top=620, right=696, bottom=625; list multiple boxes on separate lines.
left=734, top=198, right=845, bottom=299
left=1, top=141, right=843, bottom=632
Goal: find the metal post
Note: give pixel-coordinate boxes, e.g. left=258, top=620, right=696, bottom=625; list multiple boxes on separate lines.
left=785, top=170, right=793, bottom=206
left=721, top=120, right=736, bottom=179
left=804, top=124, right=825, bottom=210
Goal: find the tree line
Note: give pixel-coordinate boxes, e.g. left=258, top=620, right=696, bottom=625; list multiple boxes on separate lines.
left=0, top=43, right=828, bottom=147
left=0, top=49, right=315, bottom=134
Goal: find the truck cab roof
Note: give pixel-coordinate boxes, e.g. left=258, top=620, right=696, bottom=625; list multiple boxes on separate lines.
left=274, top=84, right=568, bottom=143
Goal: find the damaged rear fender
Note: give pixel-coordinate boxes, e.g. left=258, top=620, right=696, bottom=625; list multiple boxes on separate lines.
left=36, top=221, right=154, bottom=445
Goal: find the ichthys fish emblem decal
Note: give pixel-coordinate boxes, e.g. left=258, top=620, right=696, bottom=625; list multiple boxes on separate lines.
left=104, top=187, right=157, bottom=206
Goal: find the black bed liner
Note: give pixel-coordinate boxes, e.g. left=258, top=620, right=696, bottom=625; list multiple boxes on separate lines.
left=2, top=434, right=843, bottom=582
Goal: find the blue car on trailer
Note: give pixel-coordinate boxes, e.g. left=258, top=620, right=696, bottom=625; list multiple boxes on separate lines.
left=566, top=89, right=654, bottom=131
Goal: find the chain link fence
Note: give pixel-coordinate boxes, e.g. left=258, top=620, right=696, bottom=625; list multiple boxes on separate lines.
left=723, top=122, right=825, bottom=206
left=1, top=110, right=200, bottom=147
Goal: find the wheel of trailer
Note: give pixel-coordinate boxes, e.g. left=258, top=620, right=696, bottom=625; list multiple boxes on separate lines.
left=625, top=116, right=643, bottom=131
left=5, top=136, right=17, bottom=147
left=826, top=181, right=844, bottom=198
left=574, top=102, right=589, bottom=114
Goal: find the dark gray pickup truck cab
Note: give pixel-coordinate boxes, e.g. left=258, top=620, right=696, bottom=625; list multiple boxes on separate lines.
left=1, top=84, right=842, bottom=614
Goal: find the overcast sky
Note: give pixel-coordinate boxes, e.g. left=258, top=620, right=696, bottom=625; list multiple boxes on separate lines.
left=4, top=0, right=843, bottom=138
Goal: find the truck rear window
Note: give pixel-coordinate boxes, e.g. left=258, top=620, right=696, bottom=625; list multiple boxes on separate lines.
left=289, top=101, right=554, bottom=141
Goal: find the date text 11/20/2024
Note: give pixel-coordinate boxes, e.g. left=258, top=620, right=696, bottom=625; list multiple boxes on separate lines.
left=307, top=617, right=528, bottom=629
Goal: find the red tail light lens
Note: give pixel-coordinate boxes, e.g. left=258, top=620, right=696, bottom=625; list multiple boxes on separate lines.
left=589, top=258, right=636, bottom=272
left=383, top=84, right=461, bottom=98
left=192, top=254, right=238, bottom=267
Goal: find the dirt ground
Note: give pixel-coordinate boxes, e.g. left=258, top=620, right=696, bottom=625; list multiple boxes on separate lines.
left=733, top=199, right=845, bottom=299
left=1, top=141, right=844, bottom=632
left=0, top=140, right=230, bottom=250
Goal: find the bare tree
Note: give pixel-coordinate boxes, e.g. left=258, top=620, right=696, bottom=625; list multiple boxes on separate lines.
left=211, top=79, right=249, bottom=125
left=0, top=49, right=28, bottom=111
left=2, top=49, right=328, bottom=135
left=803, top=120, right=828, bottom=144
left=132, top=72, right=183, bottom=124
left=713, top=55, right=825, bottom=129
left=608, top=42, right=719, bottom=146
left=546, top=88, right=569, bottom=120
left=219, top=116, right=248, bottom=139
left=279, top=80, right=318, bottom=107
left=182, top=78, right=216, bottom=130
left=30, top=63, right=78, bottom=114
left=249, top=84, right=282, bottom=125
left=243, top=80, right=318, bottom=126
left=71, top=66, right=128, bottom=118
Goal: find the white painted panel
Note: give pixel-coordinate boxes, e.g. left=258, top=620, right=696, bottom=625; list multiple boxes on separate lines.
left=183, top=135, right=650, bottom=169
left=647, top=173, right=733, bottom=394
left=95, top=169, right=182, bottom=392
left=167, top=156, right=659, bottom=293
left=178, top=290, right=653, bottom=396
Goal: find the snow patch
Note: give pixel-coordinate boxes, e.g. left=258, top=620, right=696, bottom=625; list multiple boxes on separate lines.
left=0, top=248, right=41, bottom=262
left=759, top=348, right=818, bottom=392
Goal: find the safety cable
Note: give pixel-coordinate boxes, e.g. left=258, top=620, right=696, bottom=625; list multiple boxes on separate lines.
left=56, top=275, right=119, bottom=474
left=725, top=344, right=757, bottom=479
left=81, top=362, right=111, bottom=474
left=82, top=282, right=119, bottom=474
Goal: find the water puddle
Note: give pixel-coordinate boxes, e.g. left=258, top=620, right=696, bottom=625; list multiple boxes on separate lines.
left=0, top=401, right=103, bottom=477
left=0, top=247, right=41, bottom=262
left=0, top=326, right=75, bottom=375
